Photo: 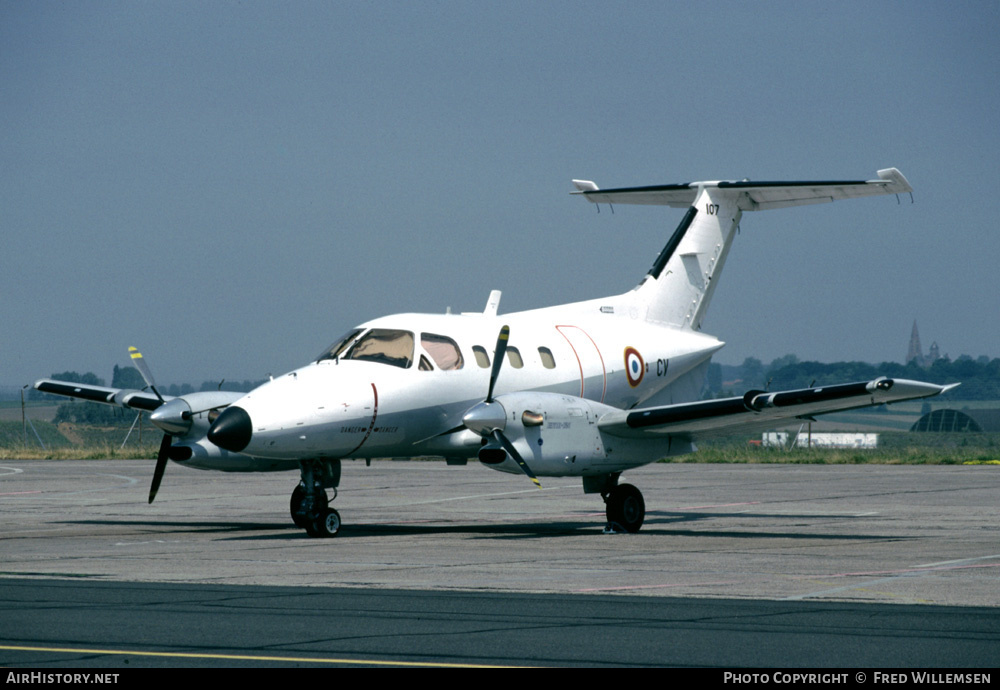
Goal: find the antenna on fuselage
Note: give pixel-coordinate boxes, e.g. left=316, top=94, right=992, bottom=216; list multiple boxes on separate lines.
left=484, top=290, right=502, bottom=316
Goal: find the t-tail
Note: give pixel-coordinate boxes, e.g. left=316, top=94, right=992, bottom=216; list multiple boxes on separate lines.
left=573, top=168, right=912, bottom=330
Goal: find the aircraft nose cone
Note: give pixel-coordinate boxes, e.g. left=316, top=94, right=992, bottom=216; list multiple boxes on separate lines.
left=208, top=405, right=253, bottom=453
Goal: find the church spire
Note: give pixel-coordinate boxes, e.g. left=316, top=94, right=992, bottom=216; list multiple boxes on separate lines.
left=907, top=320, right=924, bottom=365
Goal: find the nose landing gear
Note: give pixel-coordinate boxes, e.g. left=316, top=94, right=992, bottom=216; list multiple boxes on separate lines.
left=292, top=459, right=342, bottom=538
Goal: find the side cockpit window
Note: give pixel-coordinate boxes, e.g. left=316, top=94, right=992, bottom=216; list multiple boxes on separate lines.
left=316, top=328, right=363, bottom=363
left=472, top=345, right=490, bottom=368
left=421, top=333, right=464, bottom=371
left=538, top=347, right=556, bottom=369
left=344, top=329, right=414, bottom=368
left=506, top=346, right=524, bottom=369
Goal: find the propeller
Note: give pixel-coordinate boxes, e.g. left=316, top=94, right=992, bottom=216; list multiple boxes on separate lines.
left=462, top=326, right=542, bottom=489
left=490, top=428, right=541, bottom=489
left=149, top=433, right=171, bottom=504
left=129, top=347, right=236, bottom=501
left=486, top=325, right=508, bottom=403
left=128, top=346, right=177, bottom=503
left=129, top=346, right=163, bottom=403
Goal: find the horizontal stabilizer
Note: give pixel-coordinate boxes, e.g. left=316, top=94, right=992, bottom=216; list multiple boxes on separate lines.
left=598, top=377, right=954, bottom=440
left=572, top=168, right=912, bottom=210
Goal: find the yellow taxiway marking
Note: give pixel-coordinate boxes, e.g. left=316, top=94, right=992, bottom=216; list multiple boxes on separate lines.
left=0, top=644, right=521, bottom=668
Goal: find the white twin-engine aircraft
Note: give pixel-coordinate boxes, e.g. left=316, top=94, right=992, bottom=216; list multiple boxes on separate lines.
left=35, top=167, right=956, bottom=537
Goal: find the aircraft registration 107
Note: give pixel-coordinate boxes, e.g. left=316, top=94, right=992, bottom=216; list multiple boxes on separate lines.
left=35, top=167, right=957, bottom=537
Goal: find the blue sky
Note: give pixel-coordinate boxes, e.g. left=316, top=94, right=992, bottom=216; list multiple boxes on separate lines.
left=3, top=1, right=998, bottom=387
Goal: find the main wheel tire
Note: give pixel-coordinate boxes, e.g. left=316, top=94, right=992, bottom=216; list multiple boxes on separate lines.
left=309, top=507, right=341, bottom=538
left=290, top=485, right=308, bottom=528
left=605, top=483, right=645, bottom=533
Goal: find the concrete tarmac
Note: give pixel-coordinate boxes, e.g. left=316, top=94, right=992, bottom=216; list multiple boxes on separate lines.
left=1, top=459, right=998, bottom=667
left=2, top=578, right=997, bottom=668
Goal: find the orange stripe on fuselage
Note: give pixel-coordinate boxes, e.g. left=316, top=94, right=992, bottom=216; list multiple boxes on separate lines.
left=345, top=383, right=378, bottom=456
left=554, top=325, right=607, bottom=403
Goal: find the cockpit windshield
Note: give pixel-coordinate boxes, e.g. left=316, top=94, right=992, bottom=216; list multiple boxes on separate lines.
left=421, top=333, right=464, bottom=370
left=343, top=329, right=414, bottom=369
left=316, top=328, right=364, bottom=363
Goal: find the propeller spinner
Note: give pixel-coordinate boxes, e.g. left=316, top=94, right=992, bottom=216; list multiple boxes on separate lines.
left=461, top=326, right=542, bottom=489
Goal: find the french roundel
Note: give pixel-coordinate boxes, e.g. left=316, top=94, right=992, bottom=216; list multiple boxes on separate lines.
left=624, top=347, right=644, bottom=387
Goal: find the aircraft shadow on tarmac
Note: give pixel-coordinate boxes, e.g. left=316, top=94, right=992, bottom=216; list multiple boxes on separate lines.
left=60, top=509, right=909, bottom=542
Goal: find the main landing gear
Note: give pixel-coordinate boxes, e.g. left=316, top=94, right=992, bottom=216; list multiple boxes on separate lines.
left=291, top=459, right=342, bottom=538
left=603, top=482, right=646, bottom=534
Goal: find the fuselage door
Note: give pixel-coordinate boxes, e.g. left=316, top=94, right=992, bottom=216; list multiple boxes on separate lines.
left=555, top=325, right=607, bottom=403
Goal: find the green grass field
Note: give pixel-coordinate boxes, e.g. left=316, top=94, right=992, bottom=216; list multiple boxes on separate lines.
left=0, top=419, right=161, bottom=459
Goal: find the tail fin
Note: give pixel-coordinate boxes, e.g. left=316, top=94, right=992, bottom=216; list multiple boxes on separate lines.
left=572, top=168, right=911, bottom=329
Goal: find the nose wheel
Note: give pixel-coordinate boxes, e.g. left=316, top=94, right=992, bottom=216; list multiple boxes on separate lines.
left=307, top=507, right=341, bottom=537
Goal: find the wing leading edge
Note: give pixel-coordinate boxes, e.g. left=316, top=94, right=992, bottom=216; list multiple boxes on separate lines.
left=34, top=378, right=165, bottom=412
left=598, top=377, right=957, bottom=440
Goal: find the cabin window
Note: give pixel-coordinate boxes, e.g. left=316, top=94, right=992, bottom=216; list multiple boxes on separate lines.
left=506, top=346, right=524, bottom=369
left=538, top=347, right=556, bottom=369
left=344, top=329, right=414, bottom=368
left=316, top=328, right=363, bottom=362
left=472, top=345, right=490, bottom=368
left=421, top=333, right=464, bottom=370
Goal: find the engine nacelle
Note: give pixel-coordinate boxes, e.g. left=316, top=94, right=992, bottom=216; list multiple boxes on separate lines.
left=481, top=391, right=661, bottom=477
left=170, top=436, right=296, bottom=472
left=144, top=390, right=244, bottom=438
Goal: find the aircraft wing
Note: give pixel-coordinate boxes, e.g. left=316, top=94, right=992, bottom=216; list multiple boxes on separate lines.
left=572, top=167, right=912, bottom=211
left=33, top=379, right=166, bottom=412
left=598, top=377, right=956, bottom=440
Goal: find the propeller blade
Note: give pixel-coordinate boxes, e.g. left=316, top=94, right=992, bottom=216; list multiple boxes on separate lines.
left=492, top=429, right=542, bottom=489
left=149, top=433, right=171, bottom=504
left=486, top=325, right=510, bottom=403
left=129, top=346, right=164, bottom=402
left=412, top=423, right=467, bottom=445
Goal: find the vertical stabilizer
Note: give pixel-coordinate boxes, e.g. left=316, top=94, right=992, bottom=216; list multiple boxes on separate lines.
left=571, top=168, right=912, bottom=331
left=634, top=187, right=741, bottom=329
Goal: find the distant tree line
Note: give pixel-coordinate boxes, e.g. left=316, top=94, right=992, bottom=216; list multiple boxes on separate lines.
left=707, top=355, right=999, bottom=400
left=53, top=399, right=134, bottom=426
left=24, top=352, right=1000, bottom=424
